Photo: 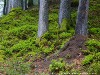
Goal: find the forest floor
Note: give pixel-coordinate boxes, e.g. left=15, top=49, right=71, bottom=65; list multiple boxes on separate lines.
left=0, top=0, right=100, bottom=75
left=31, top=35, right=87, bottom=74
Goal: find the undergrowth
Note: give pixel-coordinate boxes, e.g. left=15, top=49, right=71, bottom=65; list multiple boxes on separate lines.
left=0, top=0, right=100, bottom=74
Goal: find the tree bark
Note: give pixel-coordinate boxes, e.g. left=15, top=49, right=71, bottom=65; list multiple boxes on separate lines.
left=12, top=0, right=21, bottom=8
left=0, top=0, right=4, bottom=16
left=33, top=0, right=39, bottom=6
left=58, top=0, right=71, bottom=27
left=22, top=0, right=28, bottom=10
left=38, top=0, right=49, bottom=38
left=75, top=0, right=89, bottom=36
left=3, top=0, right=22, bottom=14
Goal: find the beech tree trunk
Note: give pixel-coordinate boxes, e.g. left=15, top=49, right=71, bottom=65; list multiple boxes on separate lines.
left=38, top=0, right=49, bottom=38
left=58, top=0, right=71, bottom=27
left=0, top=0, right=4, bottom=16
left=3, top=0, right=23, bottom=14
left=33, top=0, right=39, bottom=6
left=22, top=0, right=28, bottom=10
left=3, top=0, right=7, bottom=15
left=12, top=0, right=21, bottom=8
left=75, top=0, right=89, bottom=36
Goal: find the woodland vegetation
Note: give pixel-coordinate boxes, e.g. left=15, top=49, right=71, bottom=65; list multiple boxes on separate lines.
left=0, top=0, right=100, bottom=75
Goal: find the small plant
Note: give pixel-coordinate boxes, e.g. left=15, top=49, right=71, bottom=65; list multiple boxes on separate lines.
left=60, top=18, right=71, bottom=32
left=65, top=53, right=71, bottom=59
left=0, top=54, right=4, bottom=62
left=42, top=32, right=53, bottom=40
left=89, top=28, right=100, bottom=35
left=59, top=32, right=72, bottom=39
left=82, top=54, right=94, bottom=65
left=94, top=52, right=100, bottom=62
left=23, top=52, right=36, bottom=61
left=85, top=39, right=100, bottom=52
left=9, top=25, right=37, bottom=40
left=81, top=50, right=91, bottom=55
left=86, top=39, right=100, bottom=47
left=49, top=59, right=66, bottom=73
left=42, top=47, right=54, bottom=55
left=4, top=49, right=12, bottom=57
left=88, top=62, right=100, bottom=75
left=0, top=57, right=30, bottom=75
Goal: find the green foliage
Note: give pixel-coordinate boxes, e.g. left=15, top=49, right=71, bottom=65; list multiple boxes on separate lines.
left=49, top=59, right=66, bottom=73
left=83, top=38, right=100, bottom=73
left=89, top=28, right=100, bottom=39
left=58, top=69, right=80, bottom=75
left=0, top=58, right=30, bottom=75
left=94, top=52, right=100, bottom=62
left=40, top=73, right=49, bottom=75
left=10, top=38, right=36, bottom=56
left=89, top=0, right=100, bottom=28
left=41, top=47, right=54, bottom=55
left=0, top=38, right=19, bottom=48
left=0, top=0, right=100, bottom=74
left=0, top=8, right=22, bottom=24
left=41, top=32, right=53, bottom=40
left=82, top=54, right=94, bottom=65
left=89, top=28, right=100, bottom=35
left=0, top=50, right=5, bottom=62
left=85, top=39, right=100, bottom=52
left=23, top=52, right=36, bottom=61
left=88, top=62, right=100, bottom=75
left=81, top=50, right=91, bottom=55
left=4, top=49, right=12, bottom=57
left=8, top=25, right=37, bottom=39
left=61, top=18, right=71, bottom=31
left=59, top=32, right=72, bottom=39
left=49, top=13, right=58, bottom=22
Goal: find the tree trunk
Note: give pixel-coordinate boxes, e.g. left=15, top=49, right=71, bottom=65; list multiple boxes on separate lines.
left=58, top=0, right=71, bottom=27
left=3, top=0, right=7, bottom=15
left=4, top=0, right=22, bottom=14
left=22, top=0, right=28, bottom=10
left=75, top=0, right=89, bottom=36
left=12, top=0, right=21, bottom=8
left=33, top=0, right=39, bottom=6
left=0, top=0, right=4, bottom=16
left=38, top=0, right=49, bottom=38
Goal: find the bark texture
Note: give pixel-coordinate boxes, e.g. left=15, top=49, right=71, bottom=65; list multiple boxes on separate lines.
left=38, top=0, right=49, bottom=38
left=0, top=0, right=4, bottom=16
left=3, top=0, right=23, bottom=14
left=22, top=0, right=28, bottom=10
left=58, top=0, right=71, bottom=27
left=33, top=0, right=39, bottom=6
left=75, top=0, right=89, bottom=36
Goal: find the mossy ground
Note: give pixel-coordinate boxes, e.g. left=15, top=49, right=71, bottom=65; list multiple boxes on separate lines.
left=0, top=0, right=100, bottom=74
